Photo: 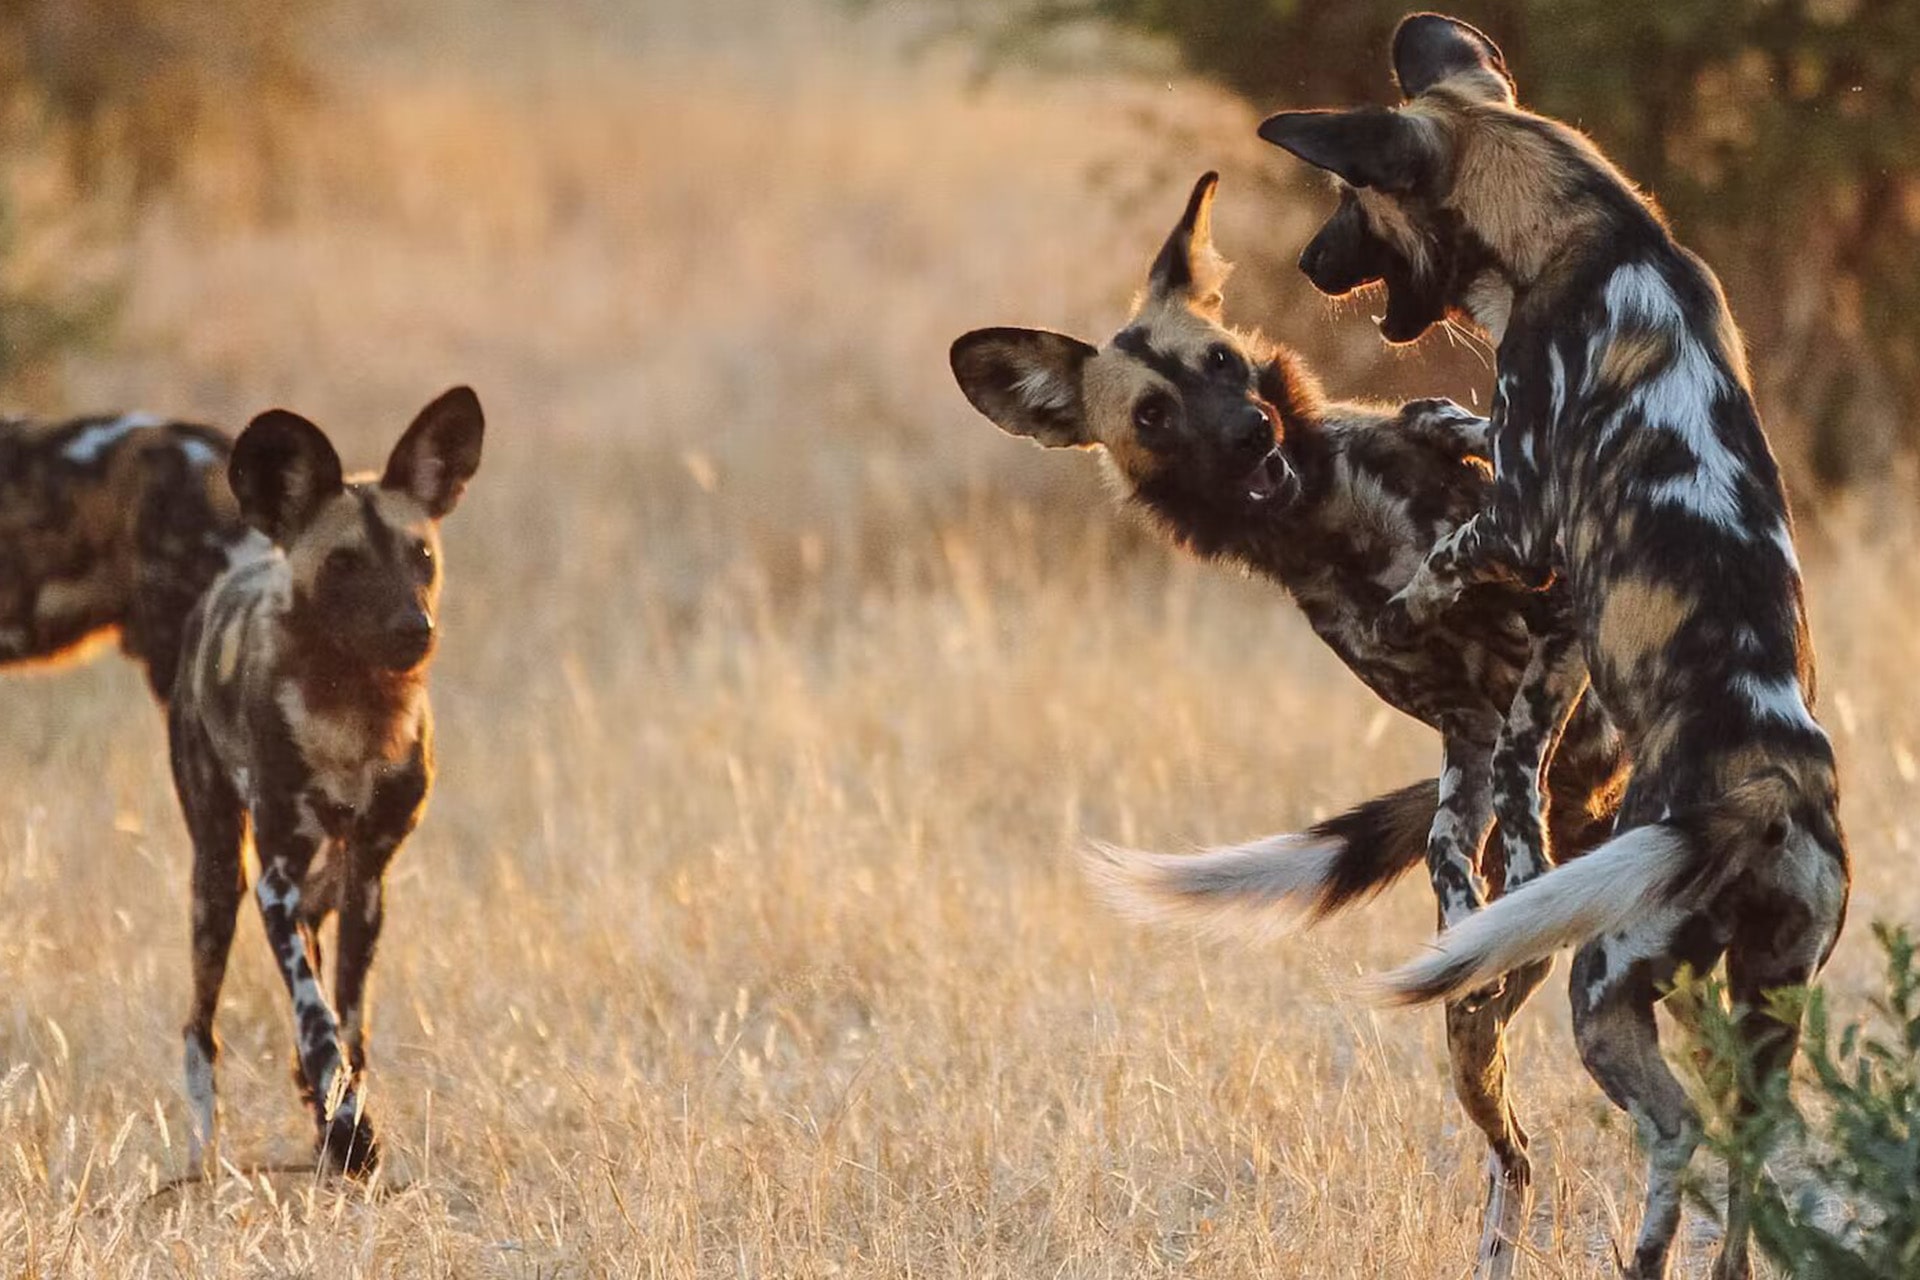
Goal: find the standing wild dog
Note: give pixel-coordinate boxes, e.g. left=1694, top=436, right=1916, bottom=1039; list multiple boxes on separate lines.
left=951, top=172, right=1627, bottom=1280
left=170, top=387, right=484, bottom=1175
left=1261, top=15, right=1847, bottom=1279
left=0, top=414, right=257, bottom=700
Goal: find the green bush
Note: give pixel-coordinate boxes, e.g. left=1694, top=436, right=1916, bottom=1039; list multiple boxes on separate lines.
left=1684, top=923, right=1920, bottom=1278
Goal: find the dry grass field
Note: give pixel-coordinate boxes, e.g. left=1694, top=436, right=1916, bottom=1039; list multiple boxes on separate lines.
left=1, top=2, right=1915, bottom=1275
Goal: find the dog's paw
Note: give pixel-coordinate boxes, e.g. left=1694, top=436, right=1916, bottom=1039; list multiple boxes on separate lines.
left=317, top=1109, right=381, bottom=1177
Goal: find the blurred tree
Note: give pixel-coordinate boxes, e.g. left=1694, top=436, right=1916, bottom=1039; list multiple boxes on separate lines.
left=0, top=0, right=322, bottom=388
left=961, top=0, right=1920, bottom=489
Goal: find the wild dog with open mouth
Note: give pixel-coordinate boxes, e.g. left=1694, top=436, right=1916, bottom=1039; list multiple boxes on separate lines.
left=170, top=387, right=483, bottom=1175
left=0, top=414, right=259, bottom=700
left=1262, top=15, right=1847, bottom=1279
left=951, top=172, right=1627, bottom=1278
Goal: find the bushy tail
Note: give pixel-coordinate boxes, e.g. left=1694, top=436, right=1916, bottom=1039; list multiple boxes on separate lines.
left=1377, top=772, right=1796, bottom=1005
left=1083, top=778, right=1437, bottom=940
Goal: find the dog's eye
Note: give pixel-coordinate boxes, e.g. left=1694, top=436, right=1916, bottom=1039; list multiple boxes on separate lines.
left=1206, top=344, right=1239, bottom=377
left=412, top=540, right=434, bottom=571
left=1133, top=396, right=1170, bottom=434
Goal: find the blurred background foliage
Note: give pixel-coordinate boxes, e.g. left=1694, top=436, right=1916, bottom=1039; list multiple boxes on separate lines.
left=0, top=0, right=321, bottom=388
left=945, top=0, right=1920, bottom=494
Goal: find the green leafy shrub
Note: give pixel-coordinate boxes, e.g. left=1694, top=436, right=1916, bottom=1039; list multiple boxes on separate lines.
left=1684, top=923, right=1920, bottom=1278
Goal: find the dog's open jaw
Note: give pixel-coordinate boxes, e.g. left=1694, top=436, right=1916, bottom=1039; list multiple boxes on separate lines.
left=1242, top=447, right=1297, bottom=505
left=1241, top=399, right=1299, bottom=505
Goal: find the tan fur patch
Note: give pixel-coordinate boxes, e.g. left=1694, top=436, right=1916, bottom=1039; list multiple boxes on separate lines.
left=1392, top=95, right=1637, bottom=289
left=215, top=614, right=247, bottom=682
left=1596, top=575, right=1694, bottom=674
left=1591, top=331, right=1675, bottom=398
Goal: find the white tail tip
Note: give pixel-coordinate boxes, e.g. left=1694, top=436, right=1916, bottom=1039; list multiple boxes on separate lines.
left=1082, top=831, right=1345, bottom=943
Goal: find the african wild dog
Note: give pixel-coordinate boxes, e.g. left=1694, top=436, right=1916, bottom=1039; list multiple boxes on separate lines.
left=951, top=172, right=1627, bottom=1279
left=0, top=414, right=259, bottom=700
left=1261, top=15, right=1848, bottom=1278
left=170, top=387, right=484, bottom=1175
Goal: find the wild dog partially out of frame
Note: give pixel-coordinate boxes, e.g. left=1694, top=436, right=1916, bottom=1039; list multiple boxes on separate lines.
left=0, top=414, right=257, bottom=700
left=950, top=173, right=1626, bottom=1280
left=170, top=388, right=484, bottom=1175
left=1262, top=15, right=1848, bottom=1279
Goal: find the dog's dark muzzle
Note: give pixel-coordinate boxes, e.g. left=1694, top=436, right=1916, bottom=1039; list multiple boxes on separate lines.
left=378, top=609, right=436, bottom=670
left=1299, top=221, right=1382, bottom=298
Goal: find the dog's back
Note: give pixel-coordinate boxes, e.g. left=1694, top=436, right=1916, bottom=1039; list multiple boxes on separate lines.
left=0, top=413, right=257, bottom=698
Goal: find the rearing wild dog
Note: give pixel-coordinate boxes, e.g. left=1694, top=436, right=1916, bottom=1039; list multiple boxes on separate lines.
left=0, top=414, right=257, bottom=701
left=170, top=387, right=484, bottom=1175
left=1262, top=16, right=1848, bottom=1279
left=951, top=172, right=1626, bottom=1280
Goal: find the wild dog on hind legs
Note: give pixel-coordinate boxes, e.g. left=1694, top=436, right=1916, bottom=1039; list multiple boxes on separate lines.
left=1262, top=15, right=1848, bottom=1278
left=950, top=172, right=1625, bottom=1279
left=170, top=387, right=484, bottom=1175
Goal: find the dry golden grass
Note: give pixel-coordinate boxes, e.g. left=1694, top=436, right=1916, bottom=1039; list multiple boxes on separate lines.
left=1, top=3, right=1916, bottom=1275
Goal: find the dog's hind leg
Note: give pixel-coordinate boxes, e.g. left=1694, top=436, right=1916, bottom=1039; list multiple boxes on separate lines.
left=170, top=710, right=246, bottom=1176
left=1711, top=833, right=1848, bottom=1280
left=1570, top=926, right=1703, bottom=1280
left=1446, top=998, right=1533, bottom=1280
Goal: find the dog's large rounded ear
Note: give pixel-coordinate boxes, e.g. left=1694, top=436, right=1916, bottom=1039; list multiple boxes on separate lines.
left=230, top=410, right=344, bottom=543
left=1258, top=108, right=1436, bottom=194
left=384, top=385, right=485, bottom=518
left=1392, top=13, right=1514, bottom=103
left=1146, top=172, right=1231, bottom=316
left=950, top=327, right=1098, bottom=449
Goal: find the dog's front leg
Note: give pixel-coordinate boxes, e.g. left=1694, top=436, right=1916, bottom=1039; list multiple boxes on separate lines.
left=251, top=809, right=378, bottom=1174
left=336, top=761, right=425, bottom=1075
left=1378, top=508, right=1550, bottom=644
left=1396, top=397, right=1490, bottom=459
left=1490, top=616, right=1588, bottom=894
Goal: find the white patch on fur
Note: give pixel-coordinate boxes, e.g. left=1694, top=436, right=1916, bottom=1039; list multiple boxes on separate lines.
left=1582, top=911, right=1687, bottom=1006
left=1545, top=344, right=1568, bottom=430
left=1376, top=822, right=1692, bottom=1004
left=1083, top=832, right=1345, bottom=940
left=178, top=437, right=220, bottom=468
left=1601, top=262, right=1683, bottom=327
left=220, top=529, right=274, bottom=567
left=63, top=413, right=161, bottom=464
left=1464, top=273, right=1513, bottom=343
left=1731, top=672, right=1821, bottom=734
left=183, top=1036, right=218, bottom=1169
left=1770, top=519, right=1802, bottom=575
left=256, top=873, right=298, bottom=913
left=1014, top=368, right=1076, bottom=414
left=1593, top=264, right=1747, bottom=531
